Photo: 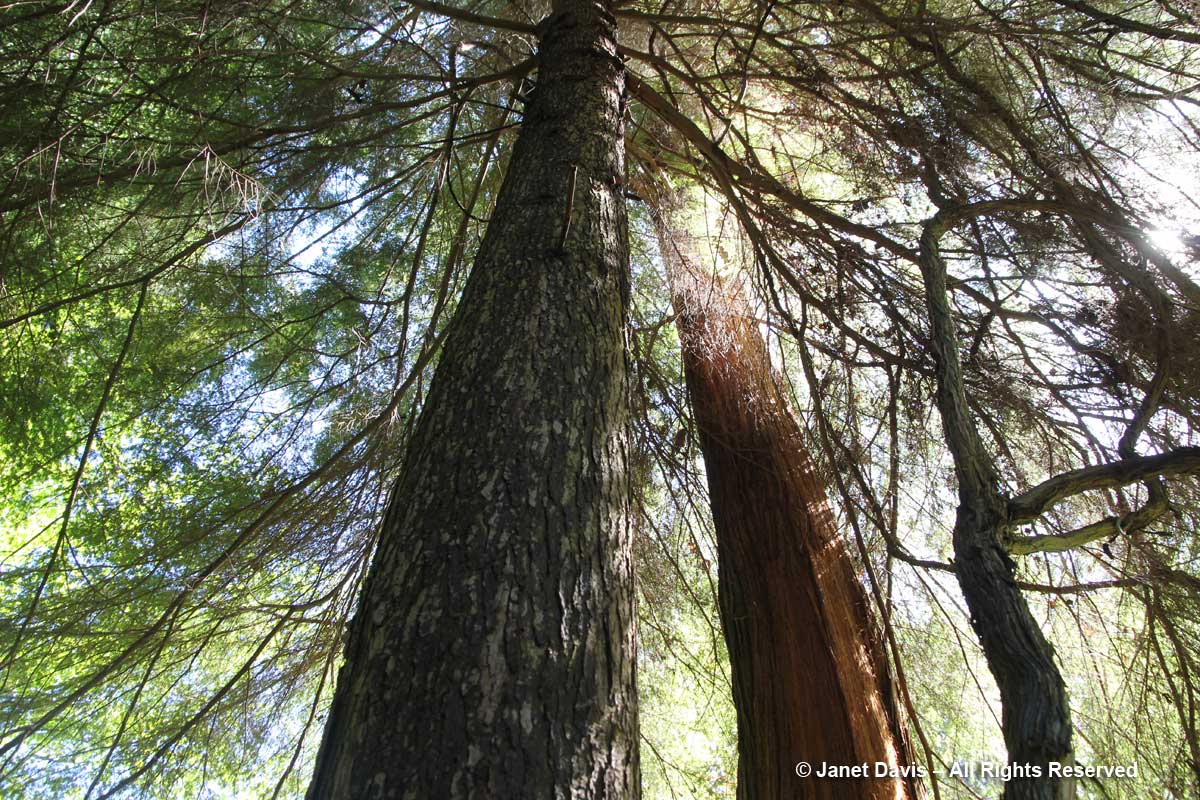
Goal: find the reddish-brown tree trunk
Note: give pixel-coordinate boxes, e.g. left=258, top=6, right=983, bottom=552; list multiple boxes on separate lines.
left=655, top=208, right=918, bottom=800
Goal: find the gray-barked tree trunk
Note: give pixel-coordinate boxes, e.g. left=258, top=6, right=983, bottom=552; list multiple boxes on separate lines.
left=918, top=214, right=1073, bottom=800
left=307, top=1, right=639, bottom=797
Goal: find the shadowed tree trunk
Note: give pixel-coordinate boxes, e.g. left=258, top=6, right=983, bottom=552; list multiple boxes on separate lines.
left=306, top=1, right=639, bottom=797
left=651, top=192, right=919, bottom=800
left=918, top=213, right=1073, bottom=800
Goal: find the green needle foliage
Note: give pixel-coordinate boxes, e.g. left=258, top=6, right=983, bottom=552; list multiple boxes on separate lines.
left=1, top=3, right=522, bottom=795
left=2, top=0, right=1200, bottom=798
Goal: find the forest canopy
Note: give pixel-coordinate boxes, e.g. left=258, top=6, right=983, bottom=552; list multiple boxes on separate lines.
left=2, top=0, right=1200, bottom=798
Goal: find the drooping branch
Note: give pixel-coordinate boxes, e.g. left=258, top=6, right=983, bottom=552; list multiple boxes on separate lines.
left=625, top=73, right=917, bottom=263
left=404, top=0, right=537, bottom=34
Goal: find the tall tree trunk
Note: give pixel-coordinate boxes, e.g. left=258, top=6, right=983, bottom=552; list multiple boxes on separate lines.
left=307, top=2, right=638, bottom=797
left=918, top=216, right=1073, bottom=800
left=652, top=197, right=918, bottom=800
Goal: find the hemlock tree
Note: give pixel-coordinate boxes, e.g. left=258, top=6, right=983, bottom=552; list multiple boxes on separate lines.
left=3, top=1, right=1200, bottom=799
left=306, top=0, right=640, bottom=796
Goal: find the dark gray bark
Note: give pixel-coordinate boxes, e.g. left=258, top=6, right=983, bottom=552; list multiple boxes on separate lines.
left=918, top=216, right=1073, bottom=800
left=306, top=2, right=638, bottom=797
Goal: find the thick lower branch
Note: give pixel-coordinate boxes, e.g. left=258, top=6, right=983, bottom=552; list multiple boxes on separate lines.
left=1010, top=496, right=1168, bottom=555
left=1008, top=448, right=1200, bottom=525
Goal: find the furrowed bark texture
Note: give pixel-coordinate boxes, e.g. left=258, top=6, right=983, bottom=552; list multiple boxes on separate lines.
left=307, top=3, right=638, bottom=797
left=656, top=212, right=917, bottom=800
left=918, top=219, right=1073, bottom=800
